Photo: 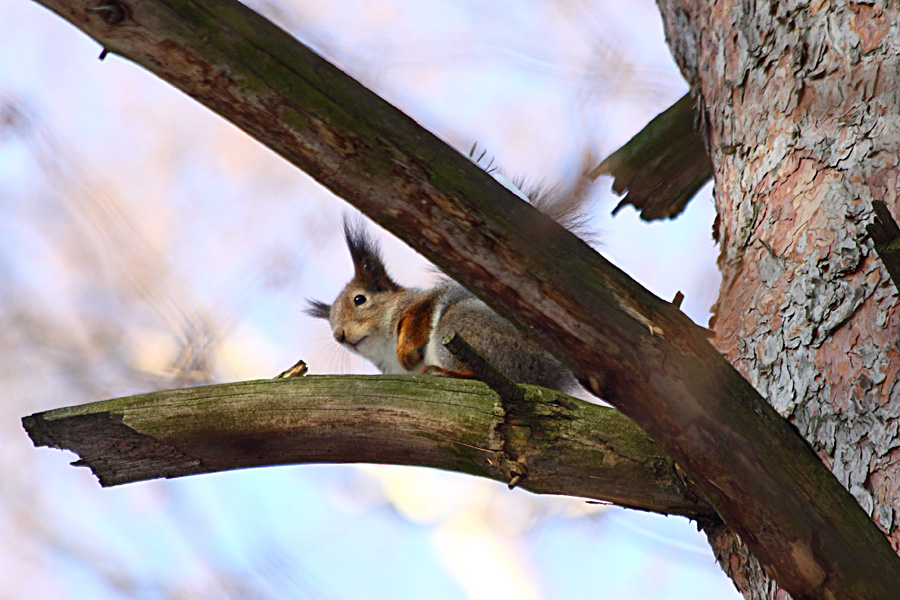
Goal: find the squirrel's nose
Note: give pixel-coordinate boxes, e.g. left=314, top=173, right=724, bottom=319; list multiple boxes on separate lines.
left=334, top=329, right=346, bottom=344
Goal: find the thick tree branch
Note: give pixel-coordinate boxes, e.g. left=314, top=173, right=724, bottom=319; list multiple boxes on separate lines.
left=26, top=0, right=900, bottom=597
left=22, top=376, right=716, bottom=520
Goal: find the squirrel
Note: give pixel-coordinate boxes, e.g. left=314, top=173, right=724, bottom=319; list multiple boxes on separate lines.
left=307, top=184, right=587, bottom=393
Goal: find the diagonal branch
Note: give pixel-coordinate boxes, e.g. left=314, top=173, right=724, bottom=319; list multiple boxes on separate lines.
left=25, top=0, right=900, bottom=597
left=22, top=376, right=717, bottom=521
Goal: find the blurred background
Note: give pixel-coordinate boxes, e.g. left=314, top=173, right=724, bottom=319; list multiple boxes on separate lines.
left=0, top=0, right=737, bottom=598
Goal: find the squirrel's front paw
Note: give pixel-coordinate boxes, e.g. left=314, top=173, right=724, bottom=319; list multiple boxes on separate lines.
left=420, top=365, right=477, bottom=379
left=398, top=346, right=424, bottom=371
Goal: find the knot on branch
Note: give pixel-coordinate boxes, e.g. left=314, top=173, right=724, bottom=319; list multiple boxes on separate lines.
left=442, top=332, right=576, bottom=489
left=442, top=332, right=529, bottom=487
left=86, top=1, right=130, bottom=25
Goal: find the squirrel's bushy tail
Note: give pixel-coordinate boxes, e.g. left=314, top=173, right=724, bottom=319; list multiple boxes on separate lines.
left=469, top=143, right=597, bottom=243
left=519, top=180, right=597, bottom=244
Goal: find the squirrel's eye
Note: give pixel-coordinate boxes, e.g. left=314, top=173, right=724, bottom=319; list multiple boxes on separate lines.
left=353, top=294, right=367, bottom=306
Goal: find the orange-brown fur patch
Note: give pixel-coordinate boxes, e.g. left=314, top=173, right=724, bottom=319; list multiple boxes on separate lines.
left=396, top=295, right=436, bottom=370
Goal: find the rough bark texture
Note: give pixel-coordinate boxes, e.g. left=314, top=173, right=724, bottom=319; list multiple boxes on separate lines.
left=656, top=1, right=900, bottom=598
left=26, top=0, right=900, bottom=597
left=22, top=376, right=717, bottom=519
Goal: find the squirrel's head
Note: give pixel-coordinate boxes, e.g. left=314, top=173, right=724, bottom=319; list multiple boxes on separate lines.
left=304, top=216, right=400, bottom=321
left=306, top=217, right=408, bottom=373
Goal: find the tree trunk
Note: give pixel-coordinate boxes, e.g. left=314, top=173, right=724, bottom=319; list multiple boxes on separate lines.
left=656, top=1, right=900, bottom=597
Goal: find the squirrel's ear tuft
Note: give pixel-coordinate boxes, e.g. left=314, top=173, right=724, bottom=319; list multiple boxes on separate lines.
left=343, top=215, right=400, bottom=292
left=305, top=299, right=332, bottom=319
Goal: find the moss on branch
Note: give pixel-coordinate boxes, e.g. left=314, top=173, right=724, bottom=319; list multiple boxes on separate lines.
left=23, top=375, right=716, bottom=521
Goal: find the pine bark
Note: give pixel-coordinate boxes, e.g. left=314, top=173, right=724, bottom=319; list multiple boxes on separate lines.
left=656, top=1, right=900, bottom=597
